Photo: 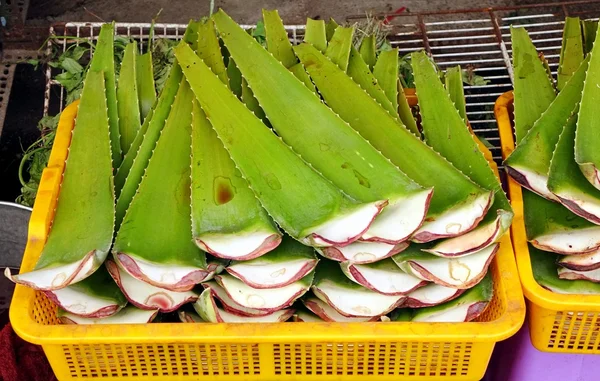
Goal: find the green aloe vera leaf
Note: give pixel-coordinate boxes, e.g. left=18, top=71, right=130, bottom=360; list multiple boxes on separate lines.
left=575, top=25, right=600, bottom=190
left=558, top=249, right=600, bottom=272
left=404, top=283, right=464, bottom=308
left=558, top=17, right=584, bottom=90
left=373, top=49, right=400, bottom=116
left=312, top=259, right=405, bottom=317
left=294, top=308, right=324, bottom=322
left=389, top=308, right=412, bottom=322
left=289, top=63, right=317, bottom=93
left=194, top=289, right=294, bottom=322
left=263, top=9, right=296, bottom=69
left=226, top=237, right=317, bottom=288
left=549, top=112, right=600, bottom=223
left=293, top=42, right=492, bottom=243
left=410, top=272, right=493, bottom=322
left=227, top=58, right=243, bottom=97
left=105, top=259, right=197, bottom=312
left=412, top=51, right=513, bottom=250
left=505, top=57, right=589, bottom=200
left=44, top=266, right=126, bottom=317
left=325, top=26, right=354, bottom=71
left=318, top=240, right=409, bottom=264
left=116, top=42, right=142, bottom=155
left=176, top=43, right=382, bottom=247
left=359, top=35, right=376, bottom=70
left=113, top=81, right=209, bottom=292
left=202, top=281, right=272, bottom=317
left=241, top=78, right=267, bottom=121
left=58, top=306, right=159, bottom=325
left=582, top=20, right=598, bottom=55
left=197, top=19, right=228, bottom=84
left=325, top=18, right=339, bottom=42
left=6, top=71, right=114, bottom=291
left=303, top=296, right=376, bottom=322
left=530, top=245, right=600, bottom=294
left=305, top=18, right=327, bottom=52
left=523, top=190, right=600, bottom=254
left=340, top=258, right=427, bottom=296
left=214, top=12, right=433, bottom=245
left=444, top=66, right=467, bottom=121
left=558, top=266, right=600, bottom=282
left=397, top=83, right=419, bottom=136
left=511, top=26, right=557, bottom=143
left=89, top=23, right=121, bottom=168
left=136, top=51, right=156, bottom=122
left=392, top=243, right=498, bottom=289
left=347, top=46, right=398, bottom=119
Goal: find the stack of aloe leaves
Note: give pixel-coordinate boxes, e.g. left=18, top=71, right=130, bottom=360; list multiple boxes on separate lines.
left=6, top=10, right=512, bottom=324
left=505, top=17, right=600, bottom=294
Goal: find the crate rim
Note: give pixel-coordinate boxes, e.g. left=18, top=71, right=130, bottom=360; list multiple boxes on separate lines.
left=496, top=90, right=600, bottom=312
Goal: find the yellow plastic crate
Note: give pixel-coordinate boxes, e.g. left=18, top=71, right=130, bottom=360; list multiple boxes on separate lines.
left=496, top=91, right=600, bottom=354
left=9, top=101, right=525, bottom=381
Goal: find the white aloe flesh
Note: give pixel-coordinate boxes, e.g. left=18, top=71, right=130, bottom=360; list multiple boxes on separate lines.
left=319, top=240, right=408, bottom=264
left=175, top=44, right=383, bottom=247
left=404, top=283, right=465, bottom=308
left=292, top=42, right=493, bottom=243
left=312, top=260, right=404, bottom=317
left=44, top=267, right=126, bottom=318
left=558, top=267, right=600, bottom=282
left=558, top=249, right=600, bottom=271
left=392, top=244, right=497, bottom=289
left=226, top=237, right=318, bottom=289
left=58, top=306, right=158, bottom=325
left=194, top=289, right=294, bottom=323
left=215, top=272, right=312, bottom=312
left=340, top=258, right=426, bottom=296
left=105, top=260, right=198, bottom=312
left=113, top=82, right=209, bottom=292
left=303, top=296, right=377, bottom=322
left=214, top=11, right=432, bottom=245
left=202, top=281, right=271, bottom=317
left=505, top=58, right=589, bottom=200
left=6, top=71, right=115, bottom=291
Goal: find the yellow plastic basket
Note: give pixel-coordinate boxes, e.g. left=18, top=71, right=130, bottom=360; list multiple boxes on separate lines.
left=9, top=101, right=525, bottom=381
left=496, top=91, right=600, bottom=354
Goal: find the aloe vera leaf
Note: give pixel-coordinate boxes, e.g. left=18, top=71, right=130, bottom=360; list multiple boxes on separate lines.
left=216, top=272, right=313, bottom=312
left=325, top=26, right=354, bottom=71
left=136, top=51, right=156, bottom=122
left=6, top=71, right=115, bottom=290
left=582, top=19, right=598, bottom=55
left=410, top=273, right=493, bottom=322
left=241, top=78, right=268, bottom=121
left=389, top=308, right=412, bottom=321
left=227, top=58, right=243, bottom=97
left=305, top=18, right=327, bottom=52
left=325, top=18, right=339, bottom=42
left=293, top=42, right=492, bottom=243
left=263, top=9, right=296, bottom=69
left=105, top=260, right=197, bottom=312
left=319, top=241, right=409, bottom=264
left=392, top=243, right=498, bottom=289
left=444, top=66, right=467, bottom=121
left=511, top=26, right=557, bottom=143
left=373, top=49, right=399, bottom=115
left=226, top=237, right=318, bottom=288
left=340, top=258, right=427, bottom=296
left=202, top=281, right=272, bottom=316
left=312, top=259, right=404, bottom=317
left=425, top=217, right=504, bottom=258
left=58, top=305, right=159, bottom=325
left=558, top=249, right=600, bottom=271
left=404, top=283, right=464, bottom=308
left=289, top=63, right=317, bottom=93
left=523, top=190, right=600, bottom=254
left=558, top=266, right=600, bottom=282
left=505, top=57, right=589, bottom=200
left=294, top=308, right=323, bottom=322
left=44, top=266, right=126, bottom=317
left=347, top=46, right=399, bottom=120
left=113, top=81, right=208, bottom=292
left=178, top=306, right=205, bottom=322
left=195, top=289, right=294, bottom=322
left=397, top=82, right=419, bottom=135
left=116, top=42, right=142, bottom=154
left=176, top=43, right=383, bottom=247
left=359, top=35, right=377, bottom=70
left=197, top=19, right=228, bottom=84
left=89, top=23, right=121, bottom=168
left=114, top=21, right=200, bottom=222
left=558, top=17, right=584, bottom=90
left=530, top=246, right=600, bottom=294
left=303, top=296, right=376, bottom=322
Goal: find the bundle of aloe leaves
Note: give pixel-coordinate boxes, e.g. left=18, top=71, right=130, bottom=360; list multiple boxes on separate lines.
left=6, top=10, right=511, bottom=324
left=505, top=17, right=600, bottom=293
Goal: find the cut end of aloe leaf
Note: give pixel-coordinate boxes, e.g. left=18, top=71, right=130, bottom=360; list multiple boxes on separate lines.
left=301, top=200, right=387, bottom=247
left=340, top=259, right=427, bottom=296
left=554, top=190, right=600, bottom=225
left=196, top=231, right=282, bottom=260
left=404, top=283, right=465, bottom=308
left=505, top=165, right=560, bottom=201
left=578, top=164, right=600, bottom=192
left=293, top=309, right=324, bottom=322
left=558, top=266, right=600, bottom=282
left=58, top=306, right=159, bottom=325
left=43, top=287, right=123, bottom=318
left=558, top=249, right=600, bottom=271
left=202, top=281, right=272, bottom=317
left=412, top=301, right=489, bottom=323
left=360, top=189, right=433, bottom=244
left=178, top=309, right=205, bottom=323
left=5, top=250, right=100, bottom=291
left=226, top=257, right=317, bottom=290
left=303, top=296, right=377, bottom=322
left=411, top=191, right=493, bottom=243
left=319, top=241, right=409, bottom=264
left=115, top=253, right=211, bottom=292
left=106, top=260, right=198, bottom=312
left=531, top=227, right=600, bottom=255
